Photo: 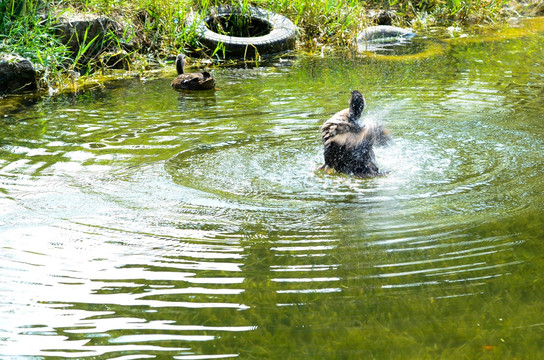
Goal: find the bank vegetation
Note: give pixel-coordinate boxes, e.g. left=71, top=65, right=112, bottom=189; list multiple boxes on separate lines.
left=1, top=0, right=542, bottom=94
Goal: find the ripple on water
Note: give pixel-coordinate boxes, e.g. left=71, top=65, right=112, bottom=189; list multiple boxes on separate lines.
left=157, top=98, right=528, bottom=304
left=2, top=33, right=544, bottom=357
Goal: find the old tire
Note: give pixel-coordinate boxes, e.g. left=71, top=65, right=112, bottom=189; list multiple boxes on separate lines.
left=189, top=6, right=296, bottom=59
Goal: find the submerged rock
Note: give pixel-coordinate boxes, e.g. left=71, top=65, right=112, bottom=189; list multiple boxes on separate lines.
left=357, top=25, right=416, bottom=43
left=0, top=54, right=37, bottom=95
left=356, top=25, right=416, bottom=53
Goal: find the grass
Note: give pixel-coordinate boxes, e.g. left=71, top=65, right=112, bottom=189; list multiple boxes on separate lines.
left=0, top=0, right=70, bottom=91
left=0, top=0, right=516, bottom=94
left=70, top=0, right=512, bottom=51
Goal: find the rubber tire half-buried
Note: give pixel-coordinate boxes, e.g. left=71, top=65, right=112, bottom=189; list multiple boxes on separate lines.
left=189, top=6, right=297, bottom=59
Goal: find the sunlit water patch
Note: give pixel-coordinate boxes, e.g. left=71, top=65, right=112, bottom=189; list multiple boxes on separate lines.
left=1, top=17, right=544, bottom=359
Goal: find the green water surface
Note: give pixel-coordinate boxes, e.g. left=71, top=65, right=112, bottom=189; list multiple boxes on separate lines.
left=1, top=18, right=544, bottom=359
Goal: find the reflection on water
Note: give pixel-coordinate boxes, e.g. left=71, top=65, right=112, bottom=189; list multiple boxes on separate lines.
left=1, top=17, right=544, bottom=359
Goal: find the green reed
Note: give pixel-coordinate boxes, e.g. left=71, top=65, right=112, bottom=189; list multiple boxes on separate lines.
left=66, top=0, right=512, bottom=55
left=0, top=0, right=70, bottom=90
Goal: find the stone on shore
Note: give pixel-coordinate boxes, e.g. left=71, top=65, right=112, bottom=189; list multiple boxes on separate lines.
left=0, top=54, right=37, bottom=95
left=54, top=11, right=140, bottom=62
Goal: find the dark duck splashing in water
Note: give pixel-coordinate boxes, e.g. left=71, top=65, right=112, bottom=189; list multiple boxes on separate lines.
left=320, top=90, right=391, bottom=177
left=171, top=54, right=216, bottom=91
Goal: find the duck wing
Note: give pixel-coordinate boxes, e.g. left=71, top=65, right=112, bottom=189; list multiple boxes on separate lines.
left=323, top=115, right=390, bottom=148
left=172, top=73, right=215, bottom=90
left=198, top=72, right=216, bottom=90
left=321, top=109, right=355, bottom=144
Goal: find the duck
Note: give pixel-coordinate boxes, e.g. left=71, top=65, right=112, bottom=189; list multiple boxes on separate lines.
left=320, top=90, right=391, bottom=177
left=171, top=54, right=216, bottom=91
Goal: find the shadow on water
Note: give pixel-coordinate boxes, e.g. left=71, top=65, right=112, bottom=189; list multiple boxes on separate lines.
left=1, top=16, right=544, bottom=359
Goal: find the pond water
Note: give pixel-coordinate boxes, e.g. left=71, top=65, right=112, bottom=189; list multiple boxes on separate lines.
left=1, top=17, right=544, bottom=359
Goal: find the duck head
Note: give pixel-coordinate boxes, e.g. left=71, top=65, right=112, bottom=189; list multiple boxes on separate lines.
left=348, top=90, right=366, bottom=122
left=176, top=54, right=186, bottom=75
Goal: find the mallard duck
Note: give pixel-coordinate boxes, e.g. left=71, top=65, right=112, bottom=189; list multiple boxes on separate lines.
left=320, top=90, right=391, bottom=177
left=171, top=54, right=215, bottom=91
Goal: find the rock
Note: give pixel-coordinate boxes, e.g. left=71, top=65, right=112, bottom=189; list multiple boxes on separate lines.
left=356, top=25, right=417, bottom=53
left=357, top=25, right=416, bottom=43
left=0, top=54, right=37, bottom=95
left=54, top=11, right=140, bottom=61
